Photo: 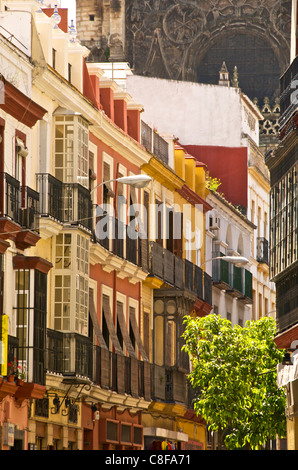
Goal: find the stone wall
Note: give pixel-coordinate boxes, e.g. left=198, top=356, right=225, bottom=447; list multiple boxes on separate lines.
left=76, top=0, right=291, bottom=104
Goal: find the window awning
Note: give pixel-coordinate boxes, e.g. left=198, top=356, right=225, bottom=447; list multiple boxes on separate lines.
left=117, top=301, right=137, bottom=358
left=0, top=79, right=47, bottom=128
left=102, top=294, right=123, bottom=355
left=129, top=306, right=149, bottom=361
left=89, top=290, right=108, bottom=350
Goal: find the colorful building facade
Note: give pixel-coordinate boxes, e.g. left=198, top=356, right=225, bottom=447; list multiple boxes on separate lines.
left=0, top=1, right=213, bottom=450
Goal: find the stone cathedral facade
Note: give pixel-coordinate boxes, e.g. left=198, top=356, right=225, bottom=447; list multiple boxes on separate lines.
left=76, top=0, right=291, bottom=105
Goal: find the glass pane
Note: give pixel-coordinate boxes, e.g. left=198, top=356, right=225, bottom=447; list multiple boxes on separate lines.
left=55, top=289, right=62, bottom=302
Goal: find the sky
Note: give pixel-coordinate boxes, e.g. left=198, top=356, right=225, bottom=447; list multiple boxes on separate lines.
left=60, top=0, right=76, bottom=24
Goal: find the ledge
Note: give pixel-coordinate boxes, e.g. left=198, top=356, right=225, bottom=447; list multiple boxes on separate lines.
left=0, top=377, right=17, bottom=400
left=143, top=426, right=188, bottom=443
left=15, top=383, right=46, bottom=403
left=13, top=255, right=53, bottom=274
left=15, top=230, right=41, bottom=250
left=0, top=218, right=21, bottom=241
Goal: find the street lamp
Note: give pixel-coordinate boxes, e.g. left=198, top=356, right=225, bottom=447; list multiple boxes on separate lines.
left=91, top=174, right=152, bottom=193
left=202, top=255, right=249, bottom=268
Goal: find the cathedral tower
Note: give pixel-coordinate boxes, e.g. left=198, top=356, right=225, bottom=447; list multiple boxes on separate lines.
left=76, top=0, right=126, bottom=61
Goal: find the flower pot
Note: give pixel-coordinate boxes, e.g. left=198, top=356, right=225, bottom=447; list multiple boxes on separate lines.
left=7, top=375, right=15, bottom=382
left=16, top=379, right=24, bottom=386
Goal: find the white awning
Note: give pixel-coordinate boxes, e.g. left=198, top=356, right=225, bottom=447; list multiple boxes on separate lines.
left=277, top=350, right=298, bottom=387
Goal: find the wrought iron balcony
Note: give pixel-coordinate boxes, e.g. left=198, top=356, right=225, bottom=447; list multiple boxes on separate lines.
left=165, top=367, right=186, bottom=404
left=112, top=217, right=125, bottom=258
left=46, top=330, right=151, bottom=400
left=212, top=256, right=252, bottom=302
left=37, top=173, right=63, bottom=221
left=212, top=256, right=230, bottom=289
left=0, top=172, right=20, bottom=224
left=63, top=183, right=93, bottom=232
left=47, top=329, right=93, bottom=379
left=185, top=259, right=212, bottom=305
left=37, top=173, right=93, bottom=231
left=256, top=237, right=269, bottom=265
left=126, top=224, right=138, bottom=265
left=149, top=241, right=183, bottom=288
left=141, top=120, right=169, bottom=165
left=204, top=272, right=213, bottom=306
left=184, top=259, right=194, bottom=292
left=19, top=186, right=39, bottom=232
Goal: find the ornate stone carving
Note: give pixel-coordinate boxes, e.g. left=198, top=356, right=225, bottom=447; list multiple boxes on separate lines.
left=124, top=0, right=291, bottom=102
left=76, top=0, right=291, bottom=105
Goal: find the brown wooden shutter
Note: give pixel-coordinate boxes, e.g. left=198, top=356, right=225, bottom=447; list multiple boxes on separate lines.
left=100, top=348, right=110, bottom=389
left=102, top=294, right=123, bottom=355
left=129, top=306, right=149, bottom=361
left=89, top=290, right=108, bottom=350
left=143, top=361, right=151, bottom=401
left=143, top=311, right=150, bottom=358
left=116, top=354, right=126, bottom=395
left=116, top=301, right=137, bottom=358
left=130, top=357, right=139, bottom=398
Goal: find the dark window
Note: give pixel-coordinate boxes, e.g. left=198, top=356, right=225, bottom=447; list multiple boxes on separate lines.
left=33, top=270, right=47, bottom=384
left=102, top=309, right=109, bottom=348
left=52, top=49, right=56, bottom=69
left=68, top=63, right=72, bottom=83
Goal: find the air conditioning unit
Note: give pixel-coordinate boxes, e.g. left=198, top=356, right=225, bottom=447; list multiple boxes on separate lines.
left=209, top=216, right=220, bottom=230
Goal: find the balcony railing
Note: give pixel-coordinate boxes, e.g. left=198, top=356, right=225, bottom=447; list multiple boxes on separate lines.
left=94, top=214, right=150, bottom=270
left=63, top=183, right=93, bottom=232
left=46, top=329, right=192, bottom=406
left=0, top=172, right=20, bottom=223
left=126, top=224, right=138, bottom=265
left=256, top=237, right=269, bottom=265
left=184, top=259, right=213, bottom=306
left=112, top=218, right=125, bottom=258
left=165, top=367, right=186, bottom=404
left=46, top=329, right=151, bottom=401
left=20, top=186, right=39, bottom=232
left=149, top=241, right=184, bottom=288
left=148, top=242, right=212, bottom=304
left=212, top=256, right=252, bottom=302
left=37, top=173, right=93, bottom=231
left=212, top=256, right=230, bottom=287
left=204, top=272, right=213, bottom=306
left=37, top=173, right=63, bottom=221
left=141, top=120, right=169, bottom=165
left=47, top=330, right=93, bottom=379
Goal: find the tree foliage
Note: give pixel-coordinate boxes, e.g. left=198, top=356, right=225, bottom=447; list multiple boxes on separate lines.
left=182, top=314, right=287, bottom=450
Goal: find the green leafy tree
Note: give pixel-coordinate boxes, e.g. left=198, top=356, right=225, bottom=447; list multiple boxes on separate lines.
left=182, top=314, right=286, bottom=450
